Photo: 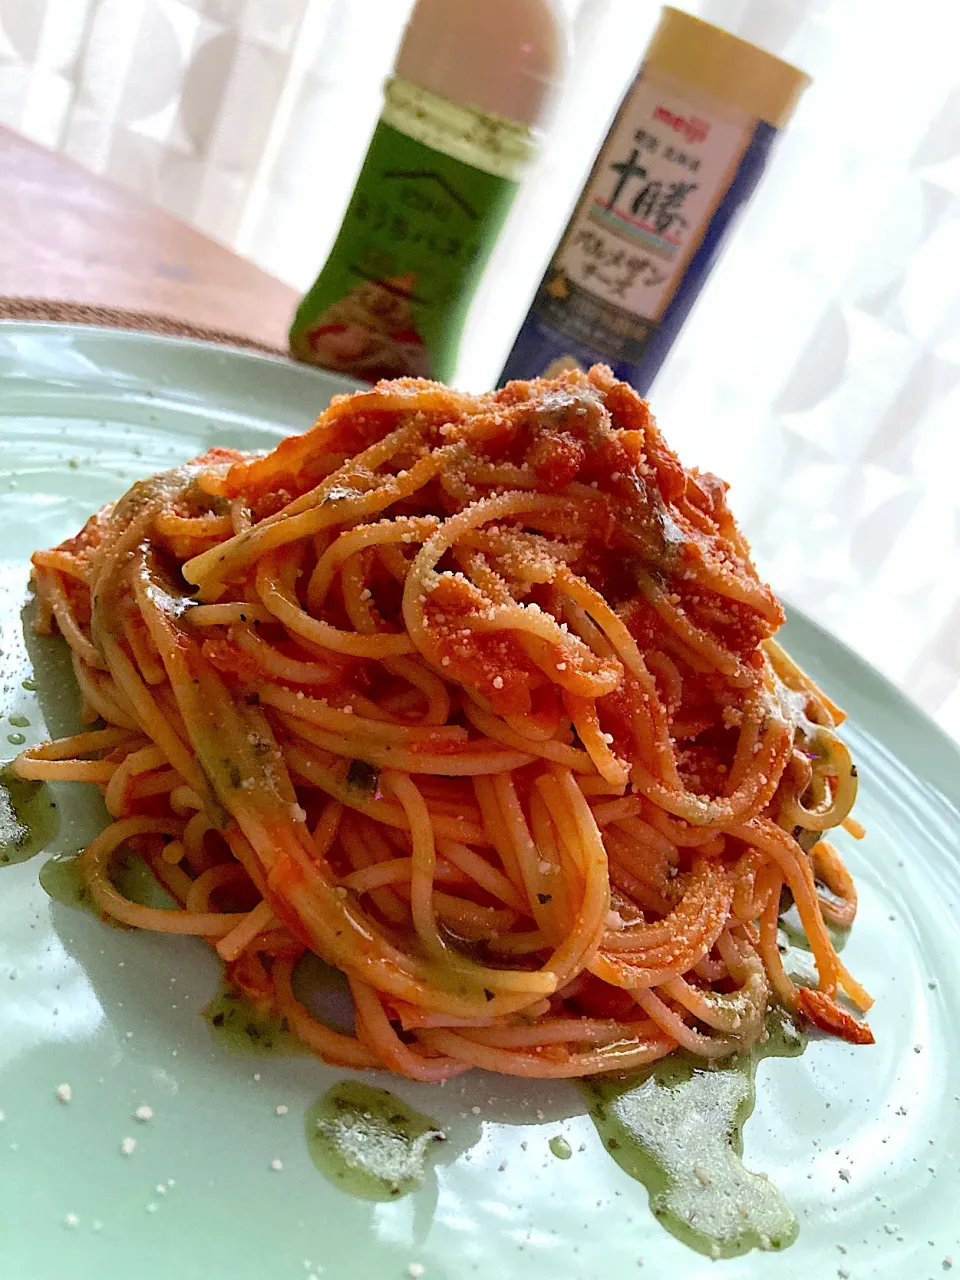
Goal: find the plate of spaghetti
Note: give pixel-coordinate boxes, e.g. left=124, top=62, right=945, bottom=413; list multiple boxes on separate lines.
left=1, top=322, right=958, bottom=1280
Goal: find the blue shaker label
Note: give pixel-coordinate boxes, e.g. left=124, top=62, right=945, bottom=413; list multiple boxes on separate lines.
left=500, top=69, right=778, bottom=393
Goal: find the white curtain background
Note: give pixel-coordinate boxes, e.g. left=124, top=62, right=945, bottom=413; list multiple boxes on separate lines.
left=2, top=0, right=960, bottom=741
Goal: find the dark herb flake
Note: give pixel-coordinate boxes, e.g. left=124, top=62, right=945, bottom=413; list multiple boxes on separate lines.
left=346, top=759, right=380, bottom=795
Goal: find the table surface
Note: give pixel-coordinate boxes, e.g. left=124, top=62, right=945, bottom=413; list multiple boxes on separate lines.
left=0, top=126, right=298, bottom=349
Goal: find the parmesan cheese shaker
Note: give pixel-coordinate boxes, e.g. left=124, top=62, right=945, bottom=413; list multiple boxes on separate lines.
left=498, top=8, right=810, bottom=394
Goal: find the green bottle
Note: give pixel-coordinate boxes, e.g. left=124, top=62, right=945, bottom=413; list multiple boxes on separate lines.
left=289, top=0, right=566, bottom=384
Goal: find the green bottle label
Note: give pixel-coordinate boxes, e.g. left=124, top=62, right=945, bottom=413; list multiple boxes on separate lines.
left=290, top=79, right=533, bottom=383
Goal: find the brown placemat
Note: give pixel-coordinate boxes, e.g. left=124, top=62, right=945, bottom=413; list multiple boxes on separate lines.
left=0, top=297, right=289, bottom=358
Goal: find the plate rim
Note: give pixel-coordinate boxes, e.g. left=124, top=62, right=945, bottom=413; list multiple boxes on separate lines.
left=0, top=317, right=362, bottom=401
left=1, top=323, right=959, bottom=1276
left=782, top=607, right=960, bottom=805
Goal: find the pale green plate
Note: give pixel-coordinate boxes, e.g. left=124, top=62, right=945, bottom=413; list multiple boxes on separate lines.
left=1, top=322, right=958, bottom=1280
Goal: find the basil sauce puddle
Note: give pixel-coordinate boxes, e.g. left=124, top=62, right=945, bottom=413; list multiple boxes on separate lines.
left=579, top=1008, right=807, bottom=1258
left=39, top=849, right=163, bottom=925
left=306, top=1081, right=445, bottom=1200
left=0, top=765, right=58, bottom=865
left=38, top=854, right=94, bottom=911
left=780, top=900, right=850, bottom=954
left=202, top=983, right=304, bottom=1054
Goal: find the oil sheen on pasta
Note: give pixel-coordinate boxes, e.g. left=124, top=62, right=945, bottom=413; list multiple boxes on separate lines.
left=581, top=1007, right=806, bottom=1258
left=306, top=1081, right=445, bottom=1200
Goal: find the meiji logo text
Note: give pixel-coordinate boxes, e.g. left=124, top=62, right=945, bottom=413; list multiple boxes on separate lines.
left=653, top=107, right=709, bottom=145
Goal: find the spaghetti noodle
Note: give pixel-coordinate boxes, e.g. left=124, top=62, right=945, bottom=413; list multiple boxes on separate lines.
left=16, top=365, right=873, bottom=1079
